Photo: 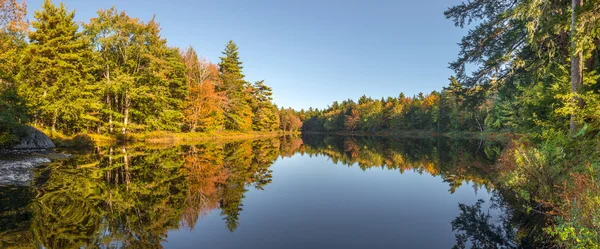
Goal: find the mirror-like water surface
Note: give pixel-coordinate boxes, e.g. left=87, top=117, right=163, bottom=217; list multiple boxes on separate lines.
left=0, top=135, right=543, bottom=248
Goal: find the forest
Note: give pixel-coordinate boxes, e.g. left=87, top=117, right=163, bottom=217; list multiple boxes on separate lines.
left=1, top=0, right=600, bottom=247
left=0, top=0, right=302, bottom=147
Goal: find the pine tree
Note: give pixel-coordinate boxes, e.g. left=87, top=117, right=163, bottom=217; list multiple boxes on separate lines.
left=250, top=80, right=279, bottom=131
left=218, top=40, right=253, bottom=131
left=18, top=0, right=94, bottom=134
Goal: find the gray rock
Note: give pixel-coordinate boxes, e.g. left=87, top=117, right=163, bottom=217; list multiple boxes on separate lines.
left=0, top=157, right=51, bottom=186
left=12, top=126, right=55, bottom=150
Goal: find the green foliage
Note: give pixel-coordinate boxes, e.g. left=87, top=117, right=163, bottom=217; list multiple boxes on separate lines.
left=250, top=80, right=279, bottom=131
left=0, top=86, right=29, bottom=147
left=442, top=1, right=600, bottom=247
left=303, top=86, right=486, bottom=133
left=219, top=40, right=253, bottom=131
left=18, top=0, right=94, bottom=134
left=84, top=8, right=188, bottom=134
left=0, top=1, right=291, bottom=138
left=551, top=218, right=600, bottom=249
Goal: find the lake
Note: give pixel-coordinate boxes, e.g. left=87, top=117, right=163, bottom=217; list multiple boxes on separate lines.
left=0, top=135, right=542, bottom=248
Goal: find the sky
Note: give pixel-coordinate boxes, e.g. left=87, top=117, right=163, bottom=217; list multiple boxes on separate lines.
left=27, top=0, right=468, bottom=110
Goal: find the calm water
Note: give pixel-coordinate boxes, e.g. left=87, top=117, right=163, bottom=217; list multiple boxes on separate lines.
left=0, top=135, right=529, bottom=248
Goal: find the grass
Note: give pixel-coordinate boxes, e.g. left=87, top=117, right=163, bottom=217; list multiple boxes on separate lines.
left=40, top=127, right=300, bottom=148
left=42, top=127, right=511, bottom=149
left=40, top=128, right=102, bottom=149
left=135, top=130, right=300, bottom=145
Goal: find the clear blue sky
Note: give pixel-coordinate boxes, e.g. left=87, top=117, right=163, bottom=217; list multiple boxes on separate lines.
left=27, top=0, right=467, bottom=110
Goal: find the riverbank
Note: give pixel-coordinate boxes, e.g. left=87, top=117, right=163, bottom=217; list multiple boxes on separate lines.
left=45, top=129, right=511, bottom=149
left=302, top=130, right=518, bottom=142
left=42, top=128, right=301, bottom=148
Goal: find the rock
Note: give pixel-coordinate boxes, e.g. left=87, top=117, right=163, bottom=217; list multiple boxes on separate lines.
left=0, top=157, right=51, bottom=186
left=11, top=126, right=55, bottom=150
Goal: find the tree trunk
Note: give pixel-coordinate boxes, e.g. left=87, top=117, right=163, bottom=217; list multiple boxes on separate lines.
left=107, top=93, right=113, bottom=133
left=106, top=67, right=113, bottom=133
left=122, top=146, right=130, bottom=191
left=51, top=109, right=58, bottom=132
left=570, top=0, right=584, bottom=134
left=122, top=89, right=130, bottom=134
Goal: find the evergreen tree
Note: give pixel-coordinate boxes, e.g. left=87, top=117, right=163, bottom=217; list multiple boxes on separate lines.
left=250, top=80, right=279, bottom=131
left=18, top=0, right=94, bottom=134
left=218, top=40, right=253, bottom=131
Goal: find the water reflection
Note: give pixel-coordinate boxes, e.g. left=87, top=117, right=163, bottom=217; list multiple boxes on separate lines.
left=0, top=135, right=546, bottom=248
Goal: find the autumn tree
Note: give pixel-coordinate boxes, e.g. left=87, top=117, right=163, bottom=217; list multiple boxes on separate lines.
left=279, top=108, right=302, bottom=132
left=0, top=0, right=27, bottom=83
left=182, top=47, right=225, bottom=132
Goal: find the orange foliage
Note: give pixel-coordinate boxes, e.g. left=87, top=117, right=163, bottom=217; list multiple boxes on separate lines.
left=181, top=145, right=229, bottom=229
left=0, top=0, right=28, bottom=33
left=182, top=48, right=226, bottom=132
left=422, top=93, right=440, bottom=108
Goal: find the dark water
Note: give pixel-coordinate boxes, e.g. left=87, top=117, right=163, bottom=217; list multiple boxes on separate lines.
left=0, top=135, right=540, bottom=248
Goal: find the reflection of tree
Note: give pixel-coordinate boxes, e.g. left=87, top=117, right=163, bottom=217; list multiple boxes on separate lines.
left=301, top=135, right=503, bottom=192
left=220, top=141, right=254, bottom=231
left=452, top=193, right=555, bottom=249
left=451, top=199, right=516, bottom=249
left=181, top=143, right=227, bottom=229
left=0, top=135, right=546, bottom=248
left=1, top=138, right=290, bottom=247
left=219, top=139, right=278, bottom=231
left=0, top=186, right=35, bottom=248
left=30, top=159, right=106, bottom=249
left=279, top=135, right=303, bottom=158
left=100, top=146, right=189, bottom=248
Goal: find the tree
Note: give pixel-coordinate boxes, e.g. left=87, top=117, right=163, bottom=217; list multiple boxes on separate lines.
left=279, top=108, right=302, bottom=132
left=182, top=47, right=225, bottom=132
left=444, top=0, right=600, bottom=133
left=85, top=7, right=188, bottom=134
left=570, top=0, right=583, bottom=133
left=0, top=0, right=27, bottom=83
left=0, top=0, right=29, bottom=147
left=218, top=40, right=253, bottom=131
left=18, top=0, right=94, bottom=133
left=250, top=80, right=279, bottom=131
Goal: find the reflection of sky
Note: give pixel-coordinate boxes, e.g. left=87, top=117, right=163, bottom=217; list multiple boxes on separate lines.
left=165, top=154, right=496, bottom=249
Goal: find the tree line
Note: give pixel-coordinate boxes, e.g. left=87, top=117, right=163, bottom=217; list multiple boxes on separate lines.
left=300, top=80, right=481, bottom=133
left=301, top=1, right=600, bottom=137
left=0, top=0, right=302, bottom=147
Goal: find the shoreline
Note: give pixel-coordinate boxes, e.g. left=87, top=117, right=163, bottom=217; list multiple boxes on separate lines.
left=46, top=130, right=302, bottom=148
left=302, top=130, right=518, bottom=141
left=45, top=129, right=517, bottom=148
